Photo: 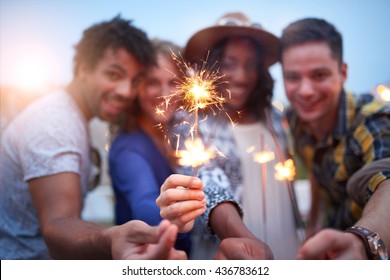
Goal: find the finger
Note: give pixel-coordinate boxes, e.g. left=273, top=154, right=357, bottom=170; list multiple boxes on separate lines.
left=297, top=229, right=346, bottom=259
left=167, top=248, right=188, bottom=260
left=161, top=174, right=203, bottom=192
left=169, top=205, right=207, bottom=225
left=160, top=199, right=206, bottom=220
left=156, top=188, right=205, bottom=209
left=144, top=223, right=179, bottom=260
left=213, top=250, right=228, bottom=260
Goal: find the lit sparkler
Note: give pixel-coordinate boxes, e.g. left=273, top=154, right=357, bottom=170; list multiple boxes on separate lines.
left=164, top=53, right=227, bottom=173
left=275, top=159, right=296, bottom=181
left=176, top=138, right=216, bottom=168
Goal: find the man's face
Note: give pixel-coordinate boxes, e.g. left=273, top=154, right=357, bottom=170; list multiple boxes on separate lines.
left=79, top=47, right=144, bottom=122
left=282, top=41, right=347, bottom=126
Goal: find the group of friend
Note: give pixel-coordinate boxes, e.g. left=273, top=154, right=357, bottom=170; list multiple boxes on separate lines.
left=0, top=12, right=389, bottom=260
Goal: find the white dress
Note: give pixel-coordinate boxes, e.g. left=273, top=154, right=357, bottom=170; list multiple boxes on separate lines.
left=179, top=111, right=300, bottom=259
left=233, top=122, right=300, bottom=259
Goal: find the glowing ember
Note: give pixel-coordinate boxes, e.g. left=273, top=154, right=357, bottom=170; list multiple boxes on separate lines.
left=176, top=138, right=215, bottom=168
left=376, top=84, right=390, bottom=102
left=274, top=159, right=296, bottom=181
left=253, top=150, right=275, bottom=164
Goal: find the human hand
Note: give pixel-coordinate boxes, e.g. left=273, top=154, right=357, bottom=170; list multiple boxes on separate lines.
left=296, top=228, right=366, bottom=260
left=213, top=237, right=274, bottom=260
left=156, top=174, right=206, bottom=233
left=109, top=219, right=188, bottom=260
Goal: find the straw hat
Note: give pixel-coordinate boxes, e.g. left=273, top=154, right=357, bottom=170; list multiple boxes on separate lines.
left=184, top=12, right=279, bottom=68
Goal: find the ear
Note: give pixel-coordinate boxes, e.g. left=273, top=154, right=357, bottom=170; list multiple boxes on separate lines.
left=340, top=62, right=347, bottom=83
left=76, top=62, right=90, bottom=79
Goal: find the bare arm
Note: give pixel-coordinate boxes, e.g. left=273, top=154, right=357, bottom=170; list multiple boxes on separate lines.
left=355, top=179, right=390, bottom=254
left=29, top=172, right=186, bottom=260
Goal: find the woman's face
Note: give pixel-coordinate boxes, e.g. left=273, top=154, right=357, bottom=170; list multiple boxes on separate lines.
left=219, top=38, right=259, bottom=111
left=138, top=53, right=179, bottom=124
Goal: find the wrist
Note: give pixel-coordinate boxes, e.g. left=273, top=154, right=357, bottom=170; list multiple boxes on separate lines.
left=345, top=226, right=388, bottom=260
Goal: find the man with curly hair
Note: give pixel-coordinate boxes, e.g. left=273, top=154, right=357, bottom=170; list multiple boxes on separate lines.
left=0, top=16, right=190, bottom=260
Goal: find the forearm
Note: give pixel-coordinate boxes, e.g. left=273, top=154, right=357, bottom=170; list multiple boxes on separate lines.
left=355, top=179, right=390, bottom=251
left=209, top=202, right=256, bottom=240
left=42, top=216, right=113, bottom=259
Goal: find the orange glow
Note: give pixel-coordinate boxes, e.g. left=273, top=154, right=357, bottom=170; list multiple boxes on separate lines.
left=6, top=45, right=59, bottom=93
left=176, top=138, right=215, bottom=168
left=376, top=84, right=390, bottom=102
left=253, top=150, right=275, bottom=164
left=275, top=159, right=296, bottom=181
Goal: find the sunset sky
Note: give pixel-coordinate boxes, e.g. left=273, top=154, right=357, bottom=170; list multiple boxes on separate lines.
left=1, top=0, right=389, bottom=103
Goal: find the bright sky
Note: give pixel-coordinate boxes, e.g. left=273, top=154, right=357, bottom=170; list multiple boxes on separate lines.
left=1, top=0, right=389, bottom=103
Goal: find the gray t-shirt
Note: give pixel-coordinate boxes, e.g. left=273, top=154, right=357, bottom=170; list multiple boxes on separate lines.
left=0, top=90, right=90, bottom=259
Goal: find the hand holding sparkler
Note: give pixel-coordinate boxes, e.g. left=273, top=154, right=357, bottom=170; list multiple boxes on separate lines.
left=156, top=174, right=206, bottom=233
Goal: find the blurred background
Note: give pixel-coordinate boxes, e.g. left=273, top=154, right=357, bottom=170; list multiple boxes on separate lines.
left=1, top=0, right=389, bottom=224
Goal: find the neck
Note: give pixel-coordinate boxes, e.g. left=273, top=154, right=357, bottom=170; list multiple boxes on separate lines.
left=67, top=81, right=93, bottom=121
left=308, top=111, right=337, bottom=142
left=138, top=116, right=164, bottom=139
left=138, top=116, right=174, bottom=163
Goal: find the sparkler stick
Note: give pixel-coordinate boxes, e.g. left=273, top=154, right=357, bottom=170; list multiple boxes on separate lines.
left=264, top=109, right=305, bottom=243
left=260, top=133, right=268, bottom=241
left=252, top=134, right=276, bottom=242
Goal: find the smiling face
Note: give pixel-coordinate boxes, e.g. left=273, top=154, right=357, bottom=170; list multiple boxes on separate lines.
left=219, top=38, right=259, bottom=112
left=282, top=41, right=347, bottom=132
left=78, top=47, right=144, bottom=122
left=138, top=53, right=179, bottom=125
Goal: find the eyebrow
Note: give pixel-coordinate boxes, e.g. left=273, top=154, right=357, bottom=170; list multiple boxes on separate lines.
left=107, top=64, right=126, bottom=74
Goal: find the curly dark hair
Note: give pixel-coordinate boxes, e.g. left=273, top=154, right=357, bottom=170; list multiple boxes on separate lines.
left=73, top=15, right=156, bottom=76
left=207, top=36, right=274, bottom=121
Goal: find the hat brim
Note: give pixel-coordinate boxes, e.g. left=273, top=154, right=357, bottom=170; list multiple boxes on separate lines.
left=184, top=25, right=279, bottom=68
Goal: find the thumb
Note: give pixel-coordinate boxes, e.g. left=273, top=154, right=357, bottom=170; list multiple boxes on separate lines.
left=145, top=220, right=178, bottom=259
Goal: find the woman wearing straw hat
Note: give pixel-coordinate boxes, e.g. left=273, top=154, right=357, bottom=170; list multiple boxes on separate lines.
left=157, top=12, right=300, bottom=259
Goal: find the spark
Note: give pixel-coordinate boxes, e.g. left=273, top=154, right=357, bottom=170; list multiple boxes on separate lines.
left=176, top=138, right=215, bottom=168
left=164, top=52, right=228, bottom=170
left=275, top=159, right=296, bottom=181
left=253, top=150, right=275, bottom=164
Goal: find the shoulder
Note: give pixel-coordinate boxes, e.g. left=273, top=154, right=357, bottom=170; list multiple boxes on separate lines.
left=4, top=91, right=87, bottom=149
left=109, top=130, right=155, bottom=165
left=352, top=93, right=390, bottom=129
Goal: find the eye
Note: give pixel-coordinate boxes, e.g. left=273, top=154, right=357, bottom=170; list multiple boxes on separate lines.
left=106, top=71, right=121, bottom=81
left=313, top=72, right=327, bottom=81
left=145, top=78, right=160, bottom=88
left=284, top=74, right=300, bottom=83
left=220, top=59, right=237, bottom=72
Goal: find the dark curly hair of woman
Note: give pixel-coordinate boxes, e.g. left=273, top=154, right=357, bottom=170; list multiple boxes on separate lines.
left=73, top=15, right=156, bottom=76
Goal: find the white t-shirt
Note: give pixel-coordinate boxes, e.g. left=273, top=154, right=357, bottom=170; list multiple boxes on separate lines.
left=0, top=90, right=90, bottom=259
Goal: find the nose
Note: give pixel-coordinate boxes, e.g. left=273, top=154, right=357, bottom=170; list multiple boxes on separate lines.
left=297, top=78, right=315, bottom=99
left=116, top=79, right=133, bottom=99
left=229, top=66, right=247, bottom=84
